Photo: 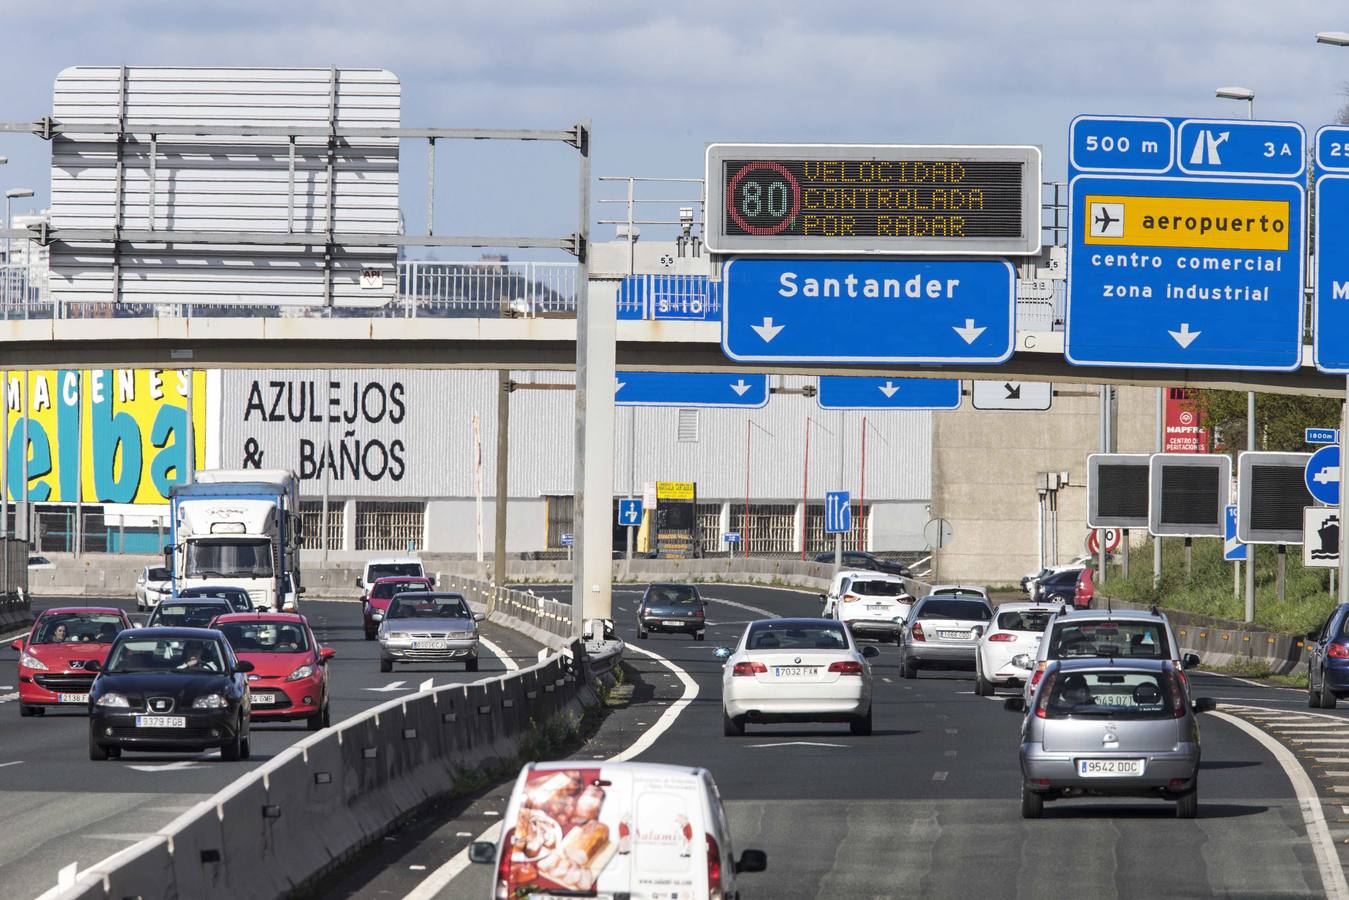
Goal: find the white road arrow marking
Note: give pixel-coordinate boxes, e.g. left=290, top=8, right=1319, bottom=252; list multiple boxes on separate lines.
left=730, top=379, right=752, bottom=396
left=751, top=318, right=784, bottom=343
left=1169, top=323, right=1201, bottom=349
left=366, top=681, right=408, bottom=693
left=747, top=741, right=848, bottom=749
left=953, top=318, right=986, bottom=344
left=126, top=760, right=205, bottom=772
left=878, top=381, right=900, bottom=398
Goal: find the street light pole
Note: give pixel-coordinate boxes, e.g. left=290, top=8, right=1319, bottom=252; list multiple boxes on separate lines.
left=4, top=188, right=35, bottom=320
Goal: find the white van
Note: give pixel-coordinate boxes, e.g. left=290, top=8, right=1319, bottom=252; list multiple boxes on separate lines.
left=356, top=556, right=427, bottom=591
left=469, top=761, right=766, bottom=899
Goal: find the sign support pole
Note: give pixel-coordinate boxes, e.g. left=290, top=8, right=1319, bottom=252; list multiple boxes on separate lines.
left=493, top=371, right=510, bottom=603
left=1245, top=393, right=1256, bottom=622
left=1121, top=530, right=1129, bottom=580
left=1339, top=375, right=1348, bottom=606
left=1098, top=386, right=1108, bottom=585
left=1153, top=388, right=1163, bottom=589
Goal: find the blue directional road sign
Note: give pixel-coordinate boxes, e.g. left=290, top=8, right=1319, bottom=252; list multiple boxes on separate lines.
left=1066, top=115, right=1306, bottom=371
left=614, top=372, right=769, bottom=408
left=1307, top=427, right=1341, bottom=445
left=617, top=499, right=643, bottom=527
left=1313, top=127, right=1349, bottom=372
left=722, top=258, right=1015, bottom=364
left=723, top=532, right=741, bottom=544
left=825, top=491, right=851, bottom=534
left=561, top=533, right=574, bottom=547
left=816, top=377, right=961, bottom=410
left=1224, top=505, right=1247, bottom=561
left=1306, top=445, right=1341, bottom=506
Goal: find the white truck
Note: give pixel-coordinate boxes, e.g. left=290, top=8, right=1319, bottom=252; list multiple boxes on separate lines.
left=167, top=469, right=302, bottom=611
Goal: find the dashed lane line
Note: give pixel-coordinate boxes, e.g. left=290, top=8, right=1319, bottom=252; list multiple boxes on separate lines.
left=0, top=691, right=18, bottom=705
left=477, top=635, right=518, bottom=673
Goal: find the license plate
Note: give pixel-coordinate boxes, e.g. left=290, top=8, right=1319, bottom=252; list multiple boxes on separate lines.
left=1078, top=758, right=1145, bottom=777
left=867, top=604, right=888, bottom=612
left=774, top=666, right=818, bottom=677
left=251, top=693, right=276, bottom=705
left=664, top=620, right=685, bottom=626
left=135, top=715, right=186, bottom=728
left=58, top=693, right=89, bottom=704
left=939, top=630, right=971, bottom=640
left=413, top=640, right=449, bottom=650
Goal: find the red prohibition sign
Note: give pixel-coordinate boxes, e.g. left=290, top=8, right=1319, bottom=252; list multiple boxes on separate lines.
left=726, top=161, right=802, bottom=235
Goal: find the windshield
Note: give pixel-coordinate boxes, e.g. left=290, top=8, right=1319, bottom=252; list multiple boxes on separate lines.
left=218, top=621, right=309, bottom=653
left=644, top=586, right=699, bottom=606
left=916, top=599, right=991, bottom=621
left=180, top=587, right=251, bottom=611
left=147, top=567, right=171, bottom=581
left=746, top=622, right=849, bottom=651
left=850, top=580, right=905, bottom=597
left=371, top=579, right=433, bottom=600
left=369, top=563, right=423, bottom=580
left=33, top=613, right=124, bottom=644
left=388, top=595, right=471, bottom=619
left=1042, top=670, right=1179, bottom=719
left=105, top=637, right=227, bottom=674
left=1049, top=620, right=1169, bottom=660
left=996, top=610, right=1053, bottom=632
left=186, top=539, right=273, bottom=578
left=149, top=602, right=229, bottom=628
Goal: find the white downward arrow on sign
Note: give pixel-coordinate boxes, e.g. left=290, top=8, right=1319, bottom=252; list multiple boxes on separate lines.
left=1168, top=323, right=1201, bottom=349
left=730, top=379, right=752, bottom=396
left=751, top=318, right=784, bottom=343
left=614, top=381, right=626, bottom=394
left=878, top=381, right=900, bottom=398
left=953, top=319, right=986, bottom=344
left=366, top=681, right=408, bottom=693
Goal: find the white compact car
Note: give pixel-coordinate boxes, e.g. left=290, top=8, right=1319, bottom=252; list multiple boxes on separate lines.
left=135, top=564, right=173, bottom=611
left=927, top=583, right=989, bottom=600
left=973, top=603, right=1055, bottom=696
left=822, top=571, right=912, bottom=642
left=716, top=617, right=878, bottom=737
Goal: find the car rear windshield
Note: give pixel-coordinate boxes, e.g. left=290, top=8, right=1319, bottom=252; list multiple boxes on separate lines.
left=850, top=580, right=905, bottom=596
left=105, top=637, right=228, bottom=674
left=33, top=613, right=125, bottom=644
left=371, top=579, right=432, bottom=600
left=915, top=599, right=991, bottom=621
left=1049, top=620, right=1168, bottom=660
left=746, top=622, right=849, bottom=651
left=219, top=621, right=309, bottom=653
left=369, top=563, right=423, bottom=580
left=996, top=610, right=1053, bottom=632
left=1042, top=670, right=1177, bottom=719
left=181, top=588, right=250, bottom=610
left=645, top=586, right=699, bottom=606
left=389, top=596, right=470, bottom=619
left=151, top=603, right=228, bottom=628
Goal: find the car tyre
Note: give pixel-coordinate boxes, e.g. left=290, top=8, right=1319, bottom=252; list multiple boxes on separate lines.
left=240, top=735, right=251, bottom=761
left=1175, top=786, right=1198, bottom=819
left=1310, top=673, right=1323, bottom=708
left=901, top=656, right=918, bottom=679
left=723, top=710, right=744, bottom=737
left=637, top=627, right=648, bottom=640
left=1020, top=781, right=1044, bottom=819
left=379, top=658, right=393, bottom=673
left=221, top=723, right=243, bottom=761
left=850, top=707, right=873, bottom=736
left=306, top=704, right=329, bottom=731
left=975, top=671, right=994, bottom=697
left=89, top=730, right=110, bottom=761
left=19, top=703, right=41, bottom=717
left=466, top=657, right=479, bottom=673
left=1323, top=676, right=1339, bottom=710
left=364, top=631, right=375, bottom=642
left=694, top=631, right=705, bottom=642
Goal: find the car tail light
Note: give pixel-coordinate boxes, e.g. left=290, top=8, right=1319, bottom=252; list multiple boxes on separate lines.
left=1164, top=671, right=1187, bottom=718
left=493, top=829, right=512, bottom=899
left=842, top=593, right=860, bottom=603
left=1330, top=643, right=1349, bottom=660
left=732, top=661, right=767, bottom=676
left=911, top=622, right=925, bottom=642
left=828, top=660, right=864, bottom=675
left=1034, top=670, right=1056, bottom=719
left=989, top=633, right=1017, bottom=642
left=707, top=833, right=723, bottom=899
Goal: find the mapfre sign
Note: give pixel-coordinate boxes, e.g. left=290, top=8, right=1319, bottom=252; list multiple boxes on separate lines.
left=1164, top=387, right=1209, bottom=454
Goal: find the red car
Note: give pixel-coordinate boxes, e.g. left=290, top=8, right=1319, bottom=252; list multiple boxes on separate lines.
left=363, top=576, right=435, bottom=640
left=212, top=611, right=335, bottom=730
left=13, top=606, right=133, bottom=717
left=1074, top=567, right=1095, bottom=609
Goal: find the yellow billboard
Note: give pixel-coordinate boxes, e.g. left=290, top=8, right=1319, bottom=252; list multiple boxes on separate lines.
left=4, top=370, right=207, bottom=505
left=1083, top=194, right=1291, bottom=251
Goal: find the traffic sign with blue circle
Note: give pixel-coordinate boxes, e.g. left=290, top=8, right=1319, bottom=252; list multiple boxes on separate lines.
left=1306, top=444, right=1341, bottom=506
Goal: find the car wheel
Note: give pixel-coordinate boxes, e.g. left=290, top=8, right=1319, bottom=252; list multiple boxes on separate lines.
left=1310, top=672, right=1323, bottom=708
left=1175, top=785, right=1198, bottom=819
left=1020, top=781, right=1044, bottom=819
left=364, top=631, right=375, bottom=642
left=637, top=628, right=648, bottom=640
left=902, top=656, right=918, bottom=679
left=466, top=657, right=479, bottom=672
left=1322, top=676, right=1338, bottom=710
left=306, top=705, right=327, bottom=731
left=88, top=729, right=110, bottom=761
left=975, top=672, right=994, bottom=697
left=379, top=658, right=393, bottom=673
left=240, top=735, right=251, bottom=761
left=694, top=631, right=705, bottom=642
left=19, top=704, right=38, bottom=718
left=220, top=723, right=243, bottom=761
left=723, top=710, right=744, bottom=737
left=850, top=707, right=873, bottom=736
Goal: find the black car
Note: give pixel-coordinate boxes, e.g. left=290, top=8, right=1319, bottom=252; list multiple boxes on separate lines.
left=88, top=627, right=254, bottom=761
left=812, top=551, right=911, bottom=578
left=1035, top=568, right=1085, bottom=604
left=146, top=598, right=234, bottom=628
left=179, top=585, right=255, bottom=612
left=637, top=584, right=707, bottom=640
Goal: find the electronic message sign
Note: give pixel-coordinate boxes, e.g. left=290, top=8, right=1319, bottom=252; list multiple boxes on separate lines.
left=705, top=144, right=1041, bottom=256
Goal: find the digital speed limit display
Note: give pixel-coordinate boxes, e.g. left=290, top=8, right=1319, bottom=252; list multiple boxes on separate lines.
left=705, top=144, right=1041, bottom=256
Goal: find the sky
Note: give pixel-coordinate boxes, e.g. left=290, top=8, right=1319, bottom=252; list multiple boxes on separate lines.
left=2, top=1, right=1348, bottom=255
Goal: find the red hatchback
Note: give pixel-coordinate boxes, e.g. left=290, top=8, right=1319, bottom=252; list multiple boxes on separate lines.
left=13, top=607, right=133, bottom=717
left=212, top=612, right=336, bottom=730
left=1074, top=567, right=1095, bottom=609
left=363, top=576, right=434, bottom=640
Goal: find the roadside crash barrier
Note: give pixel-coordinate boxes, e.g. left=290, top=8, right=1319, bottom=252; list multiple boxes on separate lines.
left=41, top=642, right=600, bottom=900
left=1098, top=595, right=1306, bottom=674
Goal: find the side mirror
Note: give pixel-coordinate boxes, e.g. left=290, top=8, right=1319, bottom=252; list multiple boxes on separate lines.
left=319, top=647, right=336, bottom=662
left=735, top=849, right=768, bottom=874
left=861, top=645, right=880, bottom=658
left=713, top=647, right=733, bottom=660
left=1003, top=697, right=1026, bottom=712
left=818, top=593, right=828, bottom=603
left=473, top=612, right=486, bottom=622
left=1192, top=697, right=1217, bottom=714
left=427, top=576, right=436, bottom=587
left=235, top=660, right=255, bottom=674
left=163, top=547, right=174, bottom=571
left=1182, top=653, right=1200, bottom=670
left=9, top=638, right=21, bottom=651
left=467, top=841, right=497, bottom=865
left=84, top=659, right=101, bottom=672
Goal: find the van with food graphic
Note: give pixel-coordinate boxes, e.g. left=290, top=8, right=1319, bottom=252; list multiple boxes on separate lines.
left=469, top=761, right=766, bottom=899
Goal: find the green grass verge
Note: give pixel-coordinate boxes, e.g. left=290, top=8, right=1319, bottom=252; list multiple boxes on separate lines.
left=1199, top=658, right=1308, bottom=689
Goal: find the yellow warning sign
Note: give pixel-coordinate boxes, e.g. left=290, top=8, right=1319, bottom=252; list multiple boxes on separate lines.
left=1083, top=194, right=1290, bottom=251
left=656, top=481, right=695, bottom=501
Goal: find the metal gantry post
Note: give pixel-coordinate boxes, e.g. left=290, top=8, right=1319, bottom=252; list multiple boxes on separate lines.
left=1245, top=392, right=1256, bottom=621
left=1153, top=388, right=1163, bottom=589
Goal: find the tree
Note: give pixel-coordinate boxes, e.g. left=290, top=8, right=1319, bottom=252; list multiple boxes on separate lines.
left=1192, top=390, right=1340, bottom=456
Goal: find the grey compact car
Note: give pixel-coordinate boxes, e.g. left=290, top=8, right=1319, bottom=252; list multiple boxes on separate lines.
left=897, top=594, right=994, bottom=678
left=377, top=591, right=485, bottom=672
left=1012, top=657, right=1215, bottom=819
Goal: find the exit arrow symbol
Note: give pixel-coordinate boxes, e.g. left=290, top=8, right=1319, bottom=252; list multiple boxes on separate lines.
left=1168, top=323, right=1201, bottom=349
left=878, top=381, right=900, bottom=399
left=1004, top=383, right=1021, bottom=400
left=730, top=379, right=752, bottom=397
left=953, top=318, right=986, bottom=345
left=751, top=317, right=784, bottom=343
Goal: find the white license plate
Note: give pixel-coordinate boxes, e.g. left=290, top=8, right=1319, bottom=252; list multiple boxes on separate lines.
left=663, top=620, right=685, bottom=626
left=251, top=693, right=276, bottom=705
left=774, top=666, right=819, bottom=677
left=867, top=604, right=888, bottom=612
left=1078, top=758, right=1145, bottom=777
left=58, top=693, right=89, bottom=704
left=939, top=630, right=971, bottom=640
left=413, top=640, right=449, bottom=650
left=135, top=715, right=186, bottom=728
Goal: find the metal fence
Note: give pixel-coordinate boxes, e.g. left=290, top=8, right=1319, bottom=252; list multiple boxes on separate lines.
left=354, top=500, right=425, bottom=552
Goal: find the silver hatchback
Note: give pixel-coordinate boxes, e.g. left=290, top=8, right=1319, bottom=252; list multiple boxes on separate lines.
left=1010, top=658, right=1215, bottom=819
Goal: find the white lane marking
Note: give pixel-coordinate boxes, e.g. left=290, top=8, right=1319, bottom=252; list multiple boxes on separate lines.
left=126, top=760, right=206, bottom=772
left=478, top=635, right=519, bottom=673
left=0, top=691, right=18, bottom=704
left=747, top=741, right=846, bottom=749
left=701, top=595, right=776, bottom=619
left=932, top=771, right=948, bottom=781
left=0, top=760, right=22, bottom=768
left=1212, top=710, right=1349, bottom=900
left=1198, top=670, right=1303, bottom=693
left=402, top=635, right=698, bottom=900
left=85, top=833, right=152, bottom=841
left=0, top=628, right=30, bottom=644
left=365, top=681, right=409, bottom=693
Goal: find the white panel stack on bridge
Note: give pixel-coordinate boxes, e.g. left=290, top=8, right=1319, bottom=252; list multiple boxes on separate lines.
left=47, top=66, right=400, bottom=311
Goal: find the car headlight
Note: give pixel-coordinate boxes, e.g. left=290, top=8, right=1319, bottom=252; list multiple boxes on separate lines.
left=95, top=693, right=129, bottom=708
left=382, top=631, right=411, bottom=644
left=286, top=664, right=315, bottom=682
left=19, top=651, right=48, bottom=670
left=192, top=693, right=228, bottom=709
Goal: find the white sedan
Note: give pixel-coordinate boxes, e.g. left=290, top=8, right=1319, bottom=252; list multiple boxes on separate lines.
left=717, top=617, right=878, bottom=737
left=973, top=603, right=1055, bottom=696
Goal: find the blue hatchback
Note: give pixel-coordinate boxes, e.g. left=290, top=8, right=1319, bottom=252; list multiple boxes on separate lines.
left=1307, top=604, right=1349, bottom=708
